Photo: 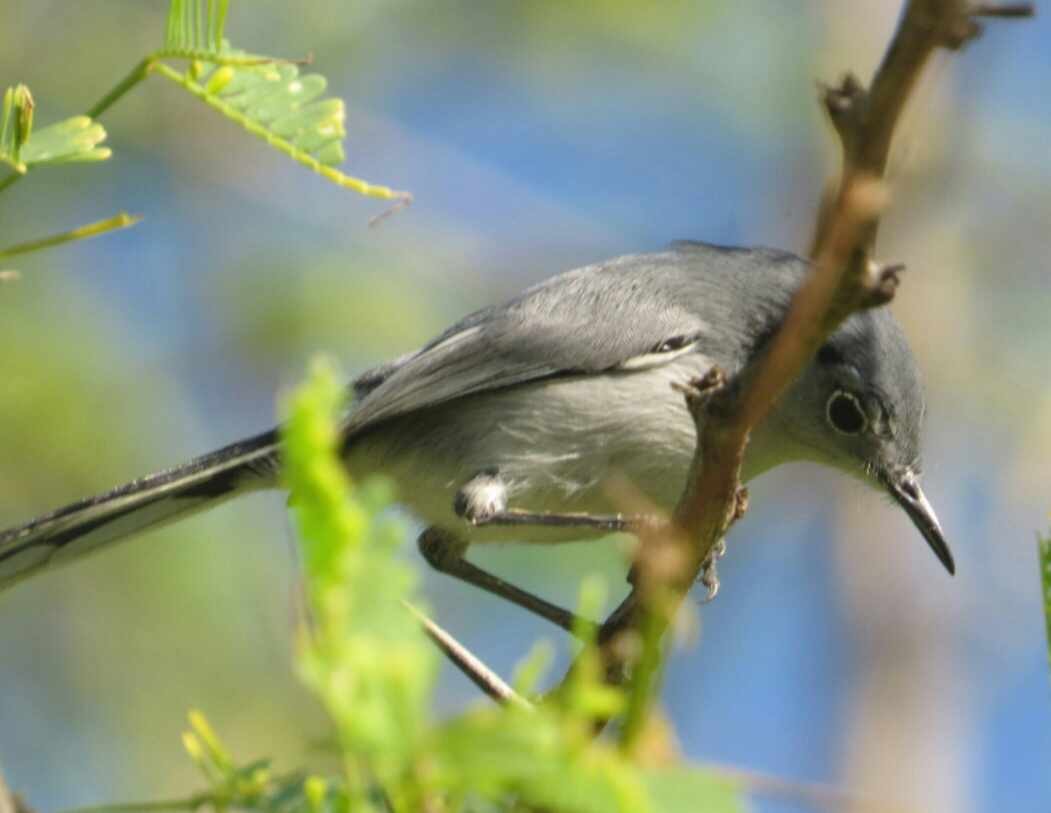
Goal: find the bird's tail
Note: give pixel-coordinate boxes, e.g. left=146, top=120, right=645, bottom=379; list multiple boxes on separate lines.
left=0, top=428, right=281, bottom=591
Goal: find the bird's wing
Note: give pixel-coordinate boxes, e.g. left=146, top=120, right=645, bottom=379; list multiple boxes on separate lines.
left=345, top=251, right=712, bottom=436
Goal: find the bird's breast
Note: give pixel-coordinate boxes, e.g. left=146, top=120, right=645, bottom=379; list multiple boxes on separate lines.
left=346, top=355, right=719, bottom=544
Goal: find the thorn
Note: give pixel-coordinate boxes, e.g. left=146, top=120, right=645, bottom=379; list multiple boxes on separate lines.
left=368, top=193, right=413, bottom=228
left=971, top=3, right=1035, bottom=18
left=821, top=73, right=866, bottom=119
left=863, top=260, right=905, bottom=307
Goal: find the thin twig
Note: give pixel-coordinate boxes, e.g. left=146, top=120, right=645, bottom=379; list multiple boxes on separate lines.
left=0, top=772, right=37, bottom=813
left=403, top=601, right=531, bottom=708
left=971, top=3, right=1035, bottom=18
left=559, top=0, right=1030, bottom=717
left=0, top=212, right=141, bottom=261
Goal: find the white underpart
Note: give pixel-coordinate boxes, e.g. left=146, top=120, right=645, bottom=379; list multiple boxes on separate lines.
left=345, top=353, right=797, bottom=545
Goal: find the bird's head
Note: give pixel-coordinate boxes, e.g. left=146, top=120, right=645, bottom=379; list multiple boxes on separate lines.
left=766, top=306, right=954, bottom=574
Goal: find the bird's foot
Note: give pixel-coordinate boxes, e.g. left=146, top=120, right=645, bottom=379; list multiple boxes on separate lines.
left=698, top=538, right=727, bottom=603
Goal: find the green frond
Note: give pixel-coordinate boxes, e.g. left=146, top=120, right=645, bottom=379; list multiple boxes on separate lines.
left=1040, top=532, right=1051, bottom=674
left=0, top=84, right=34, bottom=172
left=166, top=0, right=230, bottom=55
left=19, top=115, right=110, bottom=166
left=0, top=84, right=109, bottom=180
left=153, top=60, right=409, bottom=201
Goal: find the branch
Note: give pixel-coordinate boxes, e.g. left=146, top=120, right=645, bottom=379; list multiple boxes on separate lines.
left=0, top=772, right=36, bottom=813
left=568, top=0, right=1031, bottom=709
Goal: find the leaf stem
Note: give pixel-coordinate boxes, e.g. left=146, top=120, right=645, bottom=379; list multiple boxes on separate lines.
left=0, top=170, right=21, bottom=193
left=1039, top=533, right=1051, bottom=677
left=86, top=57, right=156, bottom=119
left=0, top=212, right=141, bottom=260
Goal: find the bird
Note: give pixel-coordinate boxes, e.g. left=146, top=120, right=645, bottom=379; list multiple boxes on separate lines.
left=0, top=240, right=953, bottom=627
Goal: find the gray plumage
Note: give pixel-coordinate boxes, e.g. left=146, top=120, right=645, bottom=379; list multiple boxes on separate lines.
left=0, top=240, right=952, bottom=591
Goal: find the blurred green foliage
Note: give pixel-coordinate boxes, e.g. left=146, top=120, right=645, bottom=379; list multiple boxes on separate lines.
left=4, top=0, right=1048, bottom=809
left=0, top=0, right=406, bottom=255
left=0, top=84, right=109, bottom=176
left=1040, top=532, right=1051, bottom=675
left=144, top=360, right=743, bottom=813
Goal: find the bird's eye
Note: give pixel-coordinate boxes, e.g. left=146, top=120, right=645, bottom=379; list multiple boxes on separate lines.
left=826, top=390, right=867, bottom=435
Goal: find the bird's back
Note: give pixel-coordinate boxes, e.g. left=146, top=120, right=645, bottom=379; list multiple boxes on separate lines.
left=347, top=241, right=808, bottom=436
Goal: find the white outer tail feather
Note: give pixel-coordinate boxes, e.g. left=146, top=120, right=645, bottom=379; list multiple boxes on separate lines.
left=0, top=429, right=280, bottom=591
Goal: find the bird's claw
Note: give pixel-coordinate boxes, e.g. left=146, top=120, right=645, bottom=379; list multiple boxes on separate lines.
left=698, top=538, right=727, bottom=603
left=671, top=367, right=726, bottom=405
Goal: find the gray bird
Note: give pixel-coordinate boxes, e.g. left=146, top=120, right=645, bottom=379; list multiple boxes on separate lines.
left=0, top=241, right=953, bottom=626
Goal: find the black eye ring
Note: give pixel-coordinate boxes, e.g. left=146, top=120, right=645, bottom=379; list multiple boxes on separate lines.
left=826, top=390, right=867, bottom=435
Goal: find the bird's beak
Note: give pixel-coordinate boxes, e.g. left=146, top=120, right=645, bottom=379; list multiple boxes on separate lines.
left=882, top=469, right=955, bottom=575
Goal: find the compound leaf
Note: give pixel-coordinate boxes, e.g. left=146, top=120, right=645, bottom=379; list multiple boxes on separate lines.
left=155, top=60, right=407, bottom=201
left=1, top=85, right=109, bottom=175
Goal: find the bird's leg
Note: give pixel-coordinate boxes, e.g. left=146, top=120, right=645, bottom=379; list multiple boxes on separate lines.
left=425, top=469, right=671, bottom=636
left=468, top=509, right=666, bottom=532
left=417, top=526, right=598, bottom=637
left=455, top=468, right=667, bottom=534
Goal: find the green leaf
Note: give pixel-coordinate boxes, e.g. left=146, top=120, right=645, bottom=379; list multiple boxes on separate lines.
left=1040, top=531, right=1051, bottom=675
left=152, top=61, right=409, bottom=202
left=19, top=115, right=110, bottom=165
left=0, top=84, right=33, bottom=170
left=1, top=85, right=109, bottom=175
left=281, top=359, right=436, bottom=789
left=166, top=0, right=230, bottom=54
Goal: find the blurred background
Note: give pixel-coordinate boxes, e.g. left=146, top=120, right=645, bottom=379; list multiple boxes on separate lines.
left=0, top=2, right=1048, bottom=811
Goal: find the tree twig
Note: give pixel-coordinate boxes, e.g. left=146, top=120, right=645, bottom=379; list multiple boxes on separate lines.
left=561, top=0, right=1031, bottom=717
left=0, top=772, right=36, bottom=813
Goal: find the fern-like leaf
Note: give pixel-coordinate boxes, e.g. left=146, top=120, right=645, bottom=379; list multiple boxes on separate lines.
left=167, top=0, right=230, bottom=54
left=0, top=84, right=33, bottom=171
left=1040, top=532, right=1051, bottom=675
left=0, top=84, right=109, bottom=175
left=154, top=60, right=407, bottom=201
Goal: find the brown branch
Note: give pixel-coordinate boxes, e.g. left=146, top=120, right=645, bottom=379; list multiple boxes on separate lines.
left=0, top=772, right=35, bottom=813
left=561, top=0, right=1030, bottom=714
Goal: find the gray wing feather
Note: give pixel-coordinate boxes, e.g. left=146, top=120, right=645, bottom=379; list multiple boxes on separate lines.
left=345, top=250, right=713, bottom=436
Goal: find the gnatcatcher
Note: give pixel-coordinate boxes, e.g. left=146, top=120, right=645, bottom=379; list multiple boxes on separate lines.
left=0, top=241, right=952, bottom=623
